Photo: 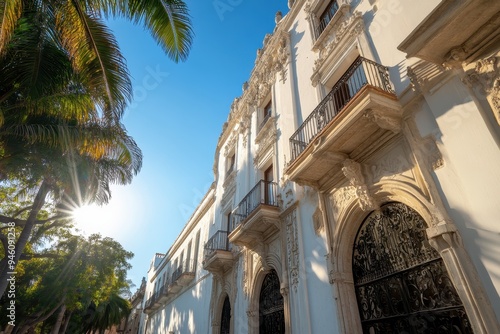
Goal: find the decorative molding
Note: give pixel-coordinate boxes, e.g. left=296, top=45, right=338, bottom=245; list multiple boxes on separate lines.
left=363, top=108, right=401, bottom=134
left=311, top=11, right=364, bottom=87
left=407, top=60, right=451, bottom=94
left=277, top=179, right=295, bottom=212
left=254, top=117, right=277, bottom=167
left=312, top=206, right=324, bottom=235
left=223, top=133, right=238, bottom=157
left=463, top=54, right=500, bottom=125
left=284, top=208, right=299, bottom=292
left=341, top=159, right=378, bottom=211
left=331, top=185, right=356, bottom=218
left=239, top=115, right=251, bottom=148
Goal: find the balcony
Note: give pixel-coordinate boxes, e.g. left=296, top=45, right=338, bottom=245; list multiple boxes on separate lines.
left=398, top=0, right=500, bottom=65
left=203, top=230, right=234, bottom=273
left=171, top=260, right=195, bottom=287
left=143, top=285, right=167, bottom=314
left=228, top=180, right=280, bottom=248
left=286, top=57, right=401, bottom=188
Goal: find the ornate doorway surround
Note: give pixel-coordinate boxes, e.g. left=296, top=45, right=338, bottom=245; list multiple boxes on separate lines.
left=352, top=202, right=472, bottom=333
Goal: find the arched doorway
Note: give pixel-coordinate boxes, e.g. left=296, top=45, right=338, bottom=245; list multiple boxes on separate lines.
left=220, top=295, right=231, bottom=334
left=259, top=270, right=285, bottom=334
left=352, top=202, right=473, bottom=333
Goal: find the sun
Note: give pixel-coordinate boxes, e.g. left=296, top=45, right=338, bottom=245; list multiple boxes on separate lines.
left=72, top=204, right=105, bottom=234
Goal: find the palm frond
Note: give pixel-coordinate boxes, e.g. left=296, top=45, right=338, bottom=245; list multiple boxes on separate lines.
left=126, top=0, right=193, bottom=62
left=0, top=0, right=23, bottom=55
left=57, top=1, right=131, bottom=121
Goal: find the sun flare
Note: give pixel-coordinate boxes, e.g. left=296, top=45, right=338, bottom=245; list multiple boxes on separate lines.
left=72, top=204, right=105, bottom=234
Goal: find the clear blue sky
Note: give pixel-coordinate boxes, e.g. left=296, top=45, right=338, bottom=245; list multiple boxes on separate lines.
left=77, top=1, right=291, bottom=290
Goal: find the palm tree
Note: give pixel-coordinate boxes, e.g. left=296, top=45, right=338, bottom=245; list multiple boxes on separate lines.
left=0, top=0, right=193, bottom=297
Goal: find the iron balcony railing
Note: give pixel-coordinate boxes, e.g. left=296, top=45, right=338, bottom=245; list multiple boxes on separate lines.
left=204, top=230, right=230, bottom=260
left=315, top=0, right=340, bottom=39
left=289, top=57, right=394, bottom=162
left=171, top=260, right=194, bottom=283
left=230, top=180, right=279, bottom=232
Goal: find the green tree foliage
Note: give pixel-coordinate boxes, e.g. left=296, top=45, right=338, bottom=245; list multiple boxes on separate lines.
left=0, top=0, right=193, bottom=297
left=0, top=232, right=133, bottom=333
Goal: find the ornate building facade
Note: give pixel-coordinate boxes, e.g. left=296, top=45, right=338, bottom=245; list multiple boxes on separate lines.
left=140, top=0, right=500, bottom=333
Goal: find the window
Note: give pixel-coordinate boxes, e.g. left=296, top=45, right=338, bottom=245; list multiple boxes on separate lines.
left=227, top=152, right=235, bottom=175
left=226, top=212, right=232, bottom=233
left=186, top=241, right=192, bottom=272
left=317, top=0, right=340, bottom=37
left=263, top=165, right=275, bottom=206
left=193, top=230, right=200, bottom=272
left=259, top=100, right=273, bottom=130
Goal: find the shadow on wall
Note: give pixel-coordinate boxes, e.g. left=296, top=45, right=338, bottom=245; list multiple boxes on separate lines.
left=447, top=207, right=500, bottom=320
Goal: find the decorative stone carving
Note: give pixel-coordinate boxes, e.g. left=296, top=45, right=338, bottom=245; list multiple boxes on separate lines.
left=284, top=208, right=299, bottom=292
left=421, top=136, right=444, bottom=170
left=331, top=186, right=356, bottom=218
left=224, top=134, right=238, bottom=157
left=254, top=117, right=277, bottom=167
left=239, top=115, right=251, bottom=148
left=363, top=108, right=401, bottom=133
left=312, top=206, right=324, bottom=235
left=463, top=54, right=500, bottom=124
left=277, top=179, right=295, bottom=212
left=342, top=159, right=378, bottom=211
left=311, top=11, right=364, bottom=86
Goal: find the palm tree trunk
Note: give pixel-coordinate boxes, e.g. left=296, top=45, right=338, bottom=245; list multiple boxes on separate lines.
left=50, top=304, right=67, bottom=334
left=0, top=179, right=50, bottom=297
left=61, top=311, right=72, bottom=334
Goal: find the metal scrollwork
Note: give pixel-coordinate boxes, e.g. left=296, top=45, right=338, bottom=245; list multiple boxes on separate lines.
left=353, top=203, right=473, bottom=333
left=259, top=270, right=285, bottom=334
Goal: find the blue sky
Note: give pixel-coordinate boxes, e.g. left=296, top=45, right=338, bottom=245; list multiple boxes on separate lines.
left=75, top=1, right=291, bottom=289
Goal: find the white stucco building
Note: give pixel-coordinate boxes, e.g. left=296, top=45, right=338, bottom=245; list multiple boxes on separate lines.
left=140, top=0, right=500, bottom=333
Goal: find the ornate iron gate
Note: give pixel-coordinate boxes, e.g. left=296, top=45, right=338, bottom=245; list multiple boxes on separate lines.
left=352, top=202, right=473, bottom=333
left=259, top=270, right=285, bottom=334
left=220, top=296, right=231, bottom=334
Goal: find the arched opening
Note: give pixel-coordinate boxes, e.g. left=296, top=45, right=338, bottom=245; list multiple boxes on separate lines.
left=352, top=202, right=473, bottom=333
left=220, top=295, right=231, bottom=334
left=259, top=269, right=284, bottom=334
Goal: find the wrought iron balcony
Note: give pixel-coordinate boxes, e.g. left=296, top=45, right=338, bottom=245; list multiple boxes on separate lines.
left=228, top=180, right=280, bottom=248
left=171, top=260, right=195, bottom=287
left=203, top=230, right=234, bottom=273
left=315, top=0, right=340, bottom=39
left=286, top=57, right=401, bottom=188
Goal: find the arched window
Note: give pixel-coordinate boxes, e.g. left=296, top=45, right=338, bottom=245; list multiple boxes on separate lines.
left=220, top=296, right=231, bottom=334
left=259, top=270, right=284, bottom=334
left=352, top=202, right=473, bottom=333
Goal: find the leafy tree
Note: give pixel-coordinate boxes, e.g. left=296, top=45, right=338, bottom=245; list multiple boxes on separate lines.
left=0, top=233, right=133, bottom=333
left=0, top=0, right=193, bottom=297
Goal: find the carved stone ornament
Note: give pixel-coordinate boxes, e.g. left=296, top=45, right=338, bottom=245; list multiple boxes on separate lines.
left=342, top=159, right=378, bottom=211
left=277, top=179, right=295, bottom=212
left=254, top=117, right=277, bottom=167
left=223, top=133, right=238, bottom=157
left=284, top=208, right=299, bottom=292
left=239, top=115, right=251, bottom=148
left=331, top=185, right=356, bottom=218
left=311, top=11, right=364, bottom=86
left=462, top=54, right=500, bottom=125
left=312, top=206, right=324, bottom=235
left=245, top=30, right=291, bottom=106
left=363, top=108, right=401, bottom=134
